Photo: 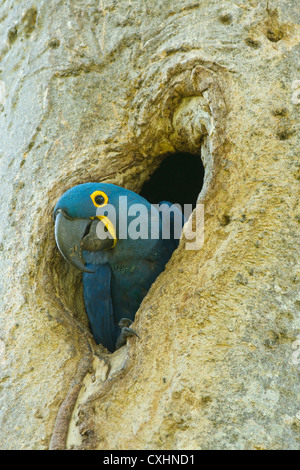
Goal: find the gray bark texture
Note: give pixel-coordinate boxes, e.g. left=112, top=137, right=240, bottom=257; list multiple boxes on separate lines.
left=0, top=0, right=299, bottom=450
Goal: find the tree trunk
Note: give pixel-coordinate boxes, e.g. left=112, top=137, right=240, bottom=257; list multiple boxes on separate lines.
left=0, top=0, right=299, bottom=450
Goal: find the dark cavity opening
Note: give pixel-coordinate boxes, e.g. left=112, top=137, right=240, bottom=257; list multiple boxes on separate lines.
left=140, top=152, right=205, bottom=210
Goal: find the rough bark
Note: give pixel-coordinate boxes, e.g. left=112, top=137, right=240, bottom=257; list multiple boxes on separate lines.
left=0, top=0, right=299, bottom=450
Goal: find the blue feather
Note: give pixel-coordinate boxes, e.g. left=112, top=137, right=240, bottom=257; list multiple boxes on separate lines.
left=83, top=263, right=117, bottom=352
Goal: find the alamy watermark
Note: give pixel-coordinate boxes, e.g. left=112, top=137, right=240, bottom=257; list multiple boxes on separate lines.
left=95, top=197, right=204, bottom=250
left=291, top=337, right=300, bottom=366
left=0, top=340, right=5, bottom=366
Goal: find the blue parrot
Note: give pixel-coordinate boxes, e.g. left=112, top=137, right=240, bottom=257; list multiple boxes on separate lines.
left=54, top=183, right=185, bottom=352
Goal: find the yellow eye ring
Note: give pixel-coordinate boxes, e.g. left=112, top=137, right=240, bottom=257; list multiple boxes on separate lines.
left=90, top=190, right=108, bottom=208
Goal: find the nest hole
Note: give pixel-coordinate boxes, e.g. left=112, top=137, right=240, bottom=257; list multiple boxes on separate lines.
left=140, top=152, right=205, bottom=209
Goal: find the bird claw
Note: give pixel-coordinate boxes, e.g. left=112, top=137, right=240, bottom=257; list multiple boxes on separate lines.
left=118, top=318, right=134, bottom=329
left=115, top=318, right=139, bottom=349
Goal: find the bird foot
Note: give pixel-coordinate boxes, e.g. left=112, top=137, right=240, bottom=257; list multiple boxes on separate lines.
left=115, top=318, right=139, bottom=349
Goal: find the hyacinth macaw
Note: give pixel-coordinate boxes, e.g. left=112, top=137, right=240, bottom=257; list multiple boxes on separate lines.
left=54, top=183, right=184, bottom=352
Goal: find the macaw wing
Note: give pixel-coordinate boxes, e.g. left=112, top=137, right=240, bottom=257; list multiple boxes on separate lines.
left=110, top=262, right=150, bottom=324
left=83, top=263, right=117, bottom=352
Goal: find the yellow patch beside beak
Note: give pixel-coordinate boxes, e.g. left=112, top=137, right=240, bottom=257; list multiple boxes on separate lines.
left=96, top=215, right=117, bottom=249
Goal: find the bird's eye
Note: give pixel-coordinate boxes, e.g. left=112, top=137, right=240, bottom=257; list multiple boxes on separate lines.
left=95, top=194, right=105, bottom=205
left=90, top=190, right=108, bottom=207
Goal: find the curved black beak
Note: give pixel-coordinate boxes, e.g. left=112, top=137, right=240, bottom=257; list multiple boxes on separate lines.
left=55, top=211, right=116, bottom=273
left=55, top=211, right=94, bottom=272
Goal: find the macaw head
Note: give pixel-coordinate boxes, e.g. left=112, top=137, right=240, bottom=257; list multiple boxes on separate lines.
left=53, top=182, right=151, bottom=272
